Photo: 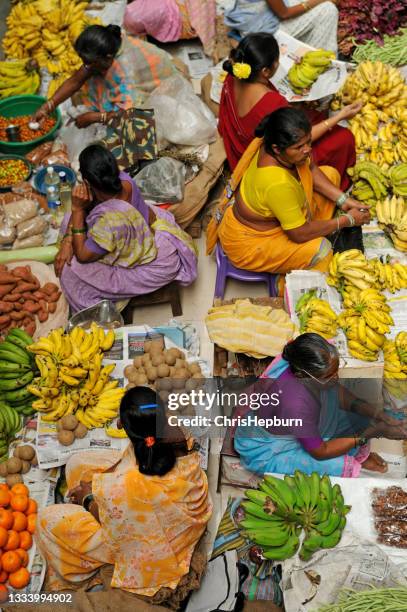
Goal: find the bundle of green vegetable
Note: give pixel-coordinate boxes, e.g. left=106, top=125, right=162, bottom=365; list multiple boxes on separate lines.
left=317, top=586, right=407, bottom=612
left=352, top=29, right=407, bottom=66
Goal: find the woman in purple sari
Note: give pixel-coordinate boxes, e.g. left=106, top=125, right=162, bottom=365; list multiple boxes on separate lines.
left=55, top=145, right=197, bottom=312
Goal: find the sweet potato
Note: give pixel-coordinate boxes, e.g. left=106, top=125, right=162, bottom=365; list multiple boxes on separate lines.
left=22, top=315, right=34, bottom=326
left=33, top=291, right=46, bottom=300
left=12, top=303, right=23, bottom=311
left=0, top=302, right=14, bottom=314
left=9, top=311, right=25, bottom=321
left=0, top=284, right=16, bottom=298
left=24, top=321, right=36, bottom=336
left=12, top=282, right=38, bottom=293
left=37, top=309, right=48, bottom=323
left=0, top=265, right=7, bottom=272
left=24, top=301, right=40, bottom=314
left=41, top=282, right=59, bottom=295
left=11, top=266, right=31, bottom=281
left=46, top=291, right=61, bottom=303
left=22, top=291, right=37, bottom=301
left=0, top=272, right=18, bottom=285
left=48, top=302, right=57, bottom=314
left=0, top=315, right=11, bottom=326
left=3, top=294, right=21, bottom=302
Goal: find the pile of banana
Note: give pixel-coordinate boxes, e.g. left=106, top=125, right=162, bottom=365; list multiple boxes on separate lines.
left=338, top=288, right=392, bottom=361
left=370, top=258, right=407, bottom=292
left=382, top=338, right=407, bottom=400
left=26, top=324, right=124, bottom=428
left=0, top=402, right=22, bottom=464
left=3, top=0, right=101, bottom=98
left=0, top=59, right=40, bottom=98
left=327, top=249, right=378, bottom=292
left=295, top=289, right=338, bottom=339
left=389, top=164, right=407, bottom=197
left=332, top=62, right=407, bottom=168
left=288, top=49, right=335, bottom=94
left=375, top=191, right=407, bottom=252
left=241, top=472, right=350, bottom=562
left=348, top=161, right=389, bottom=213
left=0, top=329, right=36, bottom=417
left=395, top=332, right=407, bottom=365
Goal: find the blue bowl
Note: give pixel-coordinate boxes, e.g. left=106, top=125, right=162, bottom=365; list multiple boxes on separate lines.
left=34, top=165, right=76, bottom=195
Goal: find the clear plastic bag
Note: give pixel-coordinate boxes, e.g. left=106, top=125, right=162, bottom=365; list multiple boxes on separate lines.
left=17, top=216, right=48, bottom=240
left=59, top=106, right=107, bottom=166
left=3, top=199, right=38, bottom=227
left=371, top=486, right=407, bottom=548
left=0, top=214, right=16, bottom=246
left=12, top=234, right=44, bottom=249
left=148, top=74, right=217, bottom=147
left=135, top=158, right=186, bottom=203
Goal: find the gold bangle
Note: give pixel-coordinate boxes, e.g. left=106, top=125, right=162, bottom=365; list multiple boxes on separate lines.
left=324, top=119, right=332, bottom=131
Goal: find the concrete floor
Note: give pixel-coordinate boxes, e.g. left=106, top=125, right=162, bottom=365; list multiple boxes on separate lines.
left=0, top=0, right=10, bottom=60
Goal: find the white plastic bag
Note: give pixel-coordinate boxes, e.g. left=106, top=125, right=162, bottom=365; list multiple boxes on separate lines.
left=147, top=74, right=217, bottom=147
left=59, top=106, right=107, bottom=168
left=135, top=158, right=186, bottom=203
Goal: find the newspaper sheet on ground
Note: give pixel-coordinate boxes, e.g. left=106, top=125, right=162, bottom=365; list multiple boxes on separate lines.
left=209, top=31, right=349, bottom=105
left=36, top=326, right=211, bottom=470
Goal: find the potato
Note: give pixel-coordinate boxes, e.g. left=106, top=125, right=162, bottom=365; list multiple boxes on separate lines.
left=175, top=368, right=189, bottom=379
left=6, top=474, right=23, bottom=487
left=17, top=445, right=35, bottom=461
left=189, top=363, right=202, bottom=375
left=74, top=423, right=88, bottom=439
left=126, top=383, right=136, bottom=390
left=164, top=351, right=176, bottom=366
left=57, top=430, right=75, bottom=446
left=167, top=347, right=181, bottom=360
left=185, top=379, right=196, bottom=392
left=56, top=421, right=64, bottom=432
left=172, top=378, right=185, bottom=390
left=144, top=340, right=153, bottom=353
left=133, top=356, right=143, bottom=368
left=61, top=415, right=78, bottom=431
left=157, top=363, right=170, bottom=378
left=0, top=462, right=8, bottom=477
left=146, top=366, right=158, bottom=382
left=159, top=390, right=170, bottom=402
left=30, top=453, right=38, bottom=467
left=7, top=457, right=22, bottom=474
left=169, top=366, right=176, bottom=377
left=124, top=365, right=136, bottom=379
left=160, top=377, right=173, bottom=391
left=151, top=354, right=165, bottom=367
left=21, top=461, right=31, bottom=474
left=135, top=374, right=148, bottom=385
left=141, top=354, right=152, bottom=366
left=175, top=358, right=186, bottom=370
left=127, top=369, right=140, bottom=384
left=150, top=338, right=164, bottom=352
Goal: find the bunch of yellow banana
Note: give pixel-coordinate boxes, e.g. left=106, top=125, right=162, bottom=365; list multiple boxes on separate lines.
left=395, top=332, right=407, bottom=365
left=370, top=258, right=407, bottom=292
left=295, top=289, right=338, bottom=339
left=375, top=190, right=407, bottom=252
left=332, top=62, right=407, bottom=169
left=3, top=0, right=100, bottom=97
left=0, top=59, right=40, bottom=98
left=288, top=49, right=335, bottom=94
left=327, top=250, right=378, bottom=292
left=383, top=339, right=407, bottom=380
left=26, top=324, right=121, bottom=427
left=338, top=287, right=392, bottom=361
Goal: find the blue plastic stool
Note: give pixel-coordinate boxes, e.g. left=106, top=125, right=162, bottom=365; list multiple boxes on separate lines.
left=214, top=243, right=278, bottom=299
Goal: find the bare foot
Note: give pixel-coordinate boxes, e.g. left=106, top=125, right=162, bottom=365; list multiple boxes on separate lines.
left=362, top=452, right=388, bottom=473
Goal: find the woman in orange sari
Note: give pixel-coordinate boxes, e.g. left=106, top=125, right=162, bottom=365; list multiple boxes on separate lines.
left=35, top=387, right=212, bottom=602
left=207, top=107, right=370, bottom=274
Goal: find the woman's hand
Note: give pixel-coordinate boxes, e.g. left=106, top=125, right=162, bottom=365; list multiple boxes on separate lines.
left=342, top=198, right=370, bottom=212
left=54, top=238, right=73, bottom=277
left=68, top=481, right=92, bottom=505
left=346, top=208, right=371, bottom=226
left=32, top=105, right=49, bottom=123
left=73, top=112, right=100, bottom=129
left=338, top=101, right=363, bottom=121
left=71, top=182, right=92, bottom=213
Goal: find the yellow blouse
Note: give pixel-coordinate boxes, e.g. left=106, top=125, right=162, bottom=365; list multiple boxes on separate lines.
left=240, top=150, right=308, bottom=230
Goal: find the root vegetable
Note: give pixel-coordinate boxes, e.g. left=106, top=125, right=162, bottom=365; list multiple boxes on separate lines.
left=164, top=351, right=176, bottom=366
left=6, top=457, right=22, bottom=474
left=60, top=415, right=78, bottom=431
left=21, top=461, right=31, bottom=474
left=0, top=462, right=8, bottom=477
left=189, top=363, right=202, bottom=375
left=57, top=430, right=75, bottom=446
left=37, top=309, right=49, bottom=323
left=30, top=453, right=38, bottom=466
left=159, top=390, right=170, bottom=402
left=146, top=366, right=158, bottom=382
left=6, top=474, right=23, bottom=486
left=152, top=354, right=165, bottom=367
left=135, top=375, right=148, bottom=385
left=0, top=284, right=16, bottom=297
left=74, top=423, right=88, bottom=439
left=175, top=368, right=189, bottom=379
left=133, top=357, right=143, bottom=368
left=48, top=302, right=57, bottom=313
left=175, top=358, right=186, bottom=369
left=124, top=365, right=136, bottom=378
left=150, top=338, right=164, bottom=352
left=144, top=340, right=152, bottom=353
left=157, top=364, right=170, bottom=378
left=17, top=446, right=35, bottom=461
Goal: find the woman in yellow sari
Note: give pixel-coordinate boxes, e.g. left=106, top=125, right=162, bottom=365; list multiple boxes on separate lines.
left=207, top=107, right=370, bottom=274
left=35, top=387, right=212, bottom=603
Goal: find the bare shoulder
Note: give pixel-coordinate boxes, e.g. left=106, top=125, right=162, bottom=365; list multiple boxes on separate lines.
left=235, top=82, right=272, bottom=116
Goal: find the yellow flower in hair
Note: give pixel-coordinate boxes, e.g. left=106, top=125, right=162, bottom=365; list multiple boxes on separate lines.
left=232, top=62, right=252, bottom=80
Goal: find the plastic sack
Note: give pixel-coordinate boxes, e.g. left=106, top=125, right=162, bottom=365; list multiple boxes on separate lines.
left=26, top=142, right=53, bottom=165
left=0, top=215, right=16, bottom=246
left=17, top=216, right=48, bottom=240
left=148, top=74, right=217, bottom=147
left=12, top=234, right=44, bottom=250
left=371, top=486, right=407, bottom=548
left=59, top=106, right=107, bottom=166
left=3, top=199, right=38, bottom=227
left=136, top=158, right=186, bottom=203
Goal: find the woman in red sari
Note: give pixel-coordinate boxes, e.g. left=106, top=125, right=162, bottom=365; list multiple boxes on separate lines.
left=218, top=33, right=361, bottom=189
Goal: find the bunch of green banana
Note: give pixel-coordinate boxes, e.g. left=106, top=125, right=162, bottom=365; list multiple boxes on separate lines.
left=327, top=250, right=378, bottom=291
left=27, top=324, right=121, bottom=427
left=296, top=290, right=338, bottom=339
left=370, top=257, right=407, bottom=292
left=348, top=161, right=389, bottom=201
left=395, top=332, right=407, bottom=365
left=0, top=329, right=37, bottom=417
left=0, top=401, right=22, bottom=464
left=389, top=164, right=407, bottom=197
left=337, top=287, right=392, bottom=361
left=288, top=49, right=335, bottom=94
left=240, top=472, right=350, bottom=562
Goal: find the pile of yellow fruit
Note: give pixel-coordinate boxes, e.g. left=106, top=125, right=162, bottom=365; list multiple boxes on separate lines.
left=332, top=61, right=407, bottom=169
left=3, top=0, right=101, bottom=98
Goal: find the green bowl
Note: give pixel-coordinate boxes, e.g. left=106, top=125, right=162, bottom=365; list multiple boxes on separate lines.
left=0, top=154, right=32, bottom=192
left=0, top=95, right=61, bottom=156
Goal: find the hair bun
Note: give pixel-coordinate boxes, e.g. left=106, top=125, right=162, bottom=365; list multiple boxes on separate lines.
left=222, top=59, right=234, bottom=75
left=106, top=24, right=121, bottom=39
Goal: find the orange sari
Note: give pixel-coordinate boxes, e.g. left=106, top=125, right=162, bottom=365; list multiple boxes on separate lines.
left=207, top=138, right=338, bottom=274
